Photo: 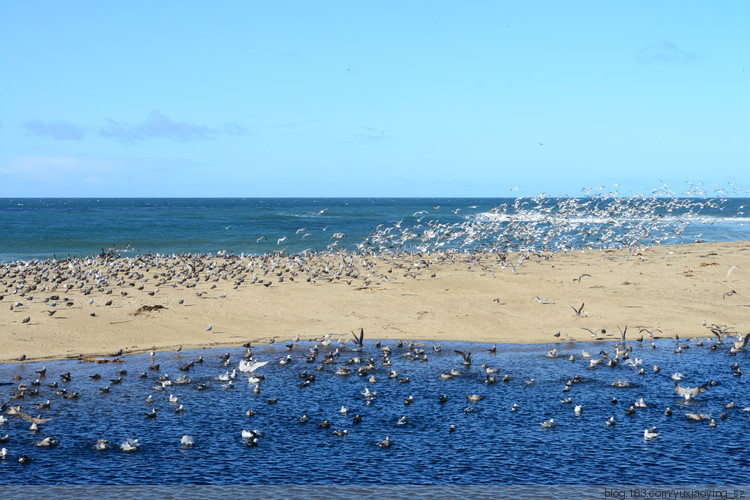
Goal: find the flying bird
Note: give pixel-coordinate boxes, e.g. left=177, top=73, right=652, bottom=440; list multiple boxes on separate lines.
left=675, top=382, right=707, bottom=401
left=454, top=350, right=472, bottom=366
left=351, top=328, right=365, bottom=347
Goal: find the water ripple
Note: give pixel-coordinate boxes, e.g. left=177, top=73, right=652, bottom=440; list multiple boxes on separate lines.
left=0, top=339, right=748, bottom=484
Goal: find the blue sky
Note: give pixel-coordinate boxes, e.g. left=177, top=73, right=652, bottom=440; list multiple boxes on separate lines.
left=1, top=2, right=748, bottom=197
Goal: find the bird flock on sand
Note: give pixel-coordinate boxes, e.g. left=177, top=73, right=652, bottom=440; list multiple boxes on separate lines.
left=1, top=188, right=744, bottom=361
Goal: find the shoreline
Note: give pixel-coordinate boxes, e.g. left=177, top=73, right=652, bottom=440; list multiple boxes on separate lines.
left=2, top=241, right=749, bottom=363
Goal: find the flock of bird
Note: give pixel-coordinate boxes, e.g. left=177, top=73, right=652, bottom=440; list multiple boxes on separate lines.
left=1, top=187, right=749, bottom=478
left=1, top=323, right=749, bottom=468
left=354, top=187, right=740, bottom=257
left=1, top=191, right=744, bottom=358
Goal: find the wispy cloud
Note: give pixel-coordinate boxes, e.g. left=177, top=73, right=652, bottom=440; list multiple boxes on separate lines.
left=100, top=111, right=247, bottom=143
left=637, top=40, right=697, bottom=64
left=24, top=119, right=84, bottom=140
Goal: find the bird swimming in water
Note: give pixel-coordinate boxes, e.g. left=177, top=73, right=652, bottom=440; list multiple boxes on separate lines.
left=180, top=435, right=194, bottom=447
left=541, top=419, right=556, bottom=429
left=34, top=436, right=58, bottom=447
left=121, top=439, right=140, bottom=451
left=643, top=427, right=659, bottom=440
left=362, top=387, right=377, bottom=399
left=685, top=413, right=710, bottom=421
left=241, top=429, right=260, bottom=446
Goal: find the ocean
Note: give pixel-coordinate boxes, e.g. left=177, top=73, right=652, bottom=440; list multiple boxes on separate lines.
left=1, top=196, right=749, bottom=263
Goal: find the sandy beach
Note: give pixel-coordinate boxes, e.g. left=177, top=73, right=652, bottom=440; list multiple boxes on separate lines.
left=1, top=241, right=749, bottom=363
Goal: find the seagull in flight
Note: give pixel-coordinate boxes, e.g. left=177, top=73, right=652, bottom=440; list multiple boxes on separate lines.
left=581, top=327, right=605, bottom=338
left=675, top=383, right=707, bottom=401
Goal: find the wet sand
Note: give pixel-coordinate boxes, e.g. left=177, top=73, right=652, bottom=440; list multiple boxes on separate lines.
left=1, top=241, right=749, bottom=363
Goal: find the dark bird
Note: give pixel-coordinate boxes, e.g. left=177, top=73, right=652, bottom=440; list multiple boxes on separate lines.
left=454, top=350, right=472, bottom=366
left=351, top=328, right=365, bottom=347
left=571, top=303, right=585, bottom=316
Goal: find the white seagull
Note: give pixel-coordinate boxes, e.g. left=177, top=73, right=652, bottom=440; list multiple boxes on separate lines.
left=675, top=383, right=707, bottom=401
left=541, top=419, right=556, bottom=429
left=121, top=439, right=140, bottom=452
left=239, top=360, right=268, bottom=373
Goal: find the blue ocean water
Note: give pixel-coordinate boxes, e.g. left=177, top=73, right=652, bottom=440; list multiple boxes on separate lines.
left=0, top=339, right=748, bottom=485
left=1, top=197, right=749, bottom=263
